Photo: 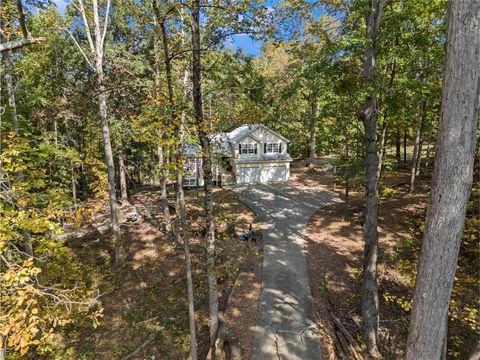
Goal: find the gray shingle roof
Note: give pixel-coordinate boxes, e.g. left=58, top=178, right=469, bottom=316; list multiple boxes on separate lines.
left=226, top=124, right=262, bottom=142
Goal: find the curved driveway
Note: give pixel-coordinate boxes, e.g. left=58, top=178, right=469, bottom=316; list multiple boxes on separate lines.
left=232, top=183, right=338, bottom=360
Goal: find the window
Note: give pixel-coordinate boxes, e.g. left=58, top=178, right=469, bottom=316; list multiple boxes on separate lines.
left=184, top=178, right=197, bottom=186
left=239, top=143, right=257, bottom=155
left=265, top=143, right=280, bottom=154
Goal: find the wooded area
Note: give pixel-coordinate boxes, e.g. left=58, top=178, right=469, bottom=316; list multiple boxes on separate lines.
left=0, top=0, right=478, bottom=359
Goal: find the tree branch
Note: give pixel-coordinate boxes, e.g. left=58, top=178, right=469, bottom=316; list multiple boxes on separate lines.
left=101, top=0, right=111, bottom=49
left=62, top=27, right=95, bottom=70
left=15, top=0, right=30, bottom=39
left=75, top=0, right=95, bottom=53
left=0, top=37, right=45, bottom=52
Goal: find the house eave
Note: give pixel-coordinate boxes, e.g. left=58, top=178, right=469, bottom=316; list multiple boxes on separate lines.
left=234, top=158, right=293, bottom=164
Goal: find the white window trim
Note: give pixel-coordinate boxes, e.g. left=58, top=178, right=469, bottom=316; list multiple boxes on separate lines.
left=266, top=143, right=280, bottom=154
left=241, top=143, right=256, bottom=154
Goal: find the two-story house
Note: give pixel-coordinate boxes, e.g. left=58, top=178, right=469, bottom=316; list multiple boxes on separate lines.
left=183, top=124, right=293, bottom=186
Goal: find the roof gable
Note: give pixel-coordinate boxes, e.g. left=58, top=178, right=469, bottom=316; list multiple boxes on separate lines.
left=235, top=133, right=262, bottom=144
left=227, top=124, right=289, bottom=143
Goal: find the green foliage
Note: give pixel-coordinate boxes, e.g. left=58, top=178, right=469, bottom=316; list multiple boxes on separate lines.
left=0, top=133, right=101, bottom=358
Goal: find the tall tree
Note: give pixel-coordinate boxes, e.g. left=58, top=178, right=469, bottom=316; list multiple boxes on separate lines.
left=152, top=2, right=198, bottom=358
left=68, top=0, right=123, bottom=267
left=152, top=0, right=175, bottom=240
left=406, top=1, right=480, bottom=358
left=358, top=0, right=386, bottom=357
left=190, top=0, right=219, bottom=348
left=308, top=97, right=318, bottom=169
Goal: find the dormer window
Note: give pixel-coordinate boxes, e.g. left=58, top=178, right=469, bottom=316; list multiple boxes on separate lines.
left=265, top=143, right=281, bottom=154
left=239, top=143, right=257, bottom=154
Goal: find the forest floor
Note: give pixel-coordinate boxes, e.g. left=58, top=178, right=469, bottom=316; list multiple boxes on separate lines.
left=63, top=187, right=263, bottom=360
left=58, top=155, right=477, bottom=360
left=290, top=157, right=478, bottom=360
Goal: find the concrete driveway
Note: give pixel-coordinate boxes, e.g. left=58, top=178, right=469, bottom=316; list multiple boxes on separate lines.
left=232, top=183, right=338, bottom=360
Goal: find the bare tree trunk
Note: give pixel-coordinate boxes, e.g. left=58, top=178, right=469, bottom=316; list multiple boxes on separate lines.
left=377, top=59, right=396, bottom=183
left=152, top=6, right=173, bottom=239
left=174, top=111, right=198, bottom=360
left=359, top=1, right=385, bottom=357
left=152, top=3, right=198, bottom=358
left=344, top=128, right=350, bottom=216
left=72, top=161, right=77, bottom=200
left=425, top=129, right=433, bottom=169
left=376, top=115, right=387, bottom=183
left=191, top=0, right=219, bottom=349
left=177, top=167, right=198, bottom=360
left=2, top=51, right=18, bottom=132
left=119, top=154, right=128, bottom=201
left=158, top=143, right=173, bottom=238
left=406, top=2, right=479, bottom=358
left=409, top=102, right=425, bottom=194
left=91, top=0, right=122, bottom=268
left=179, top=14, right=197, bottom=357
left=308, top=97, right=318, bottom=170
left=440, top=319, right=448, bottom=360
left=415, top=131, right=423, bottom=177
left=403, top=130, right=407, bottom=163
left=395, top=130, right=401, bottom=163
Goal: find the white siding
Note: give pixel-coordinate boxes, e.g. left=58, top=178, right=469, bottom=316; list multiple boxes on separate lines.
left=250, top=128, right=288, bottom=155
left=236, top=135, right=261, bottom=159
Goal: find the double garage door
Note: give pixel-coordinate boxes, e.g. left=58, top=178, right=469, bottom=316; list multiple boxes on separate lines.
left=238, top=165, right=288, bottom=184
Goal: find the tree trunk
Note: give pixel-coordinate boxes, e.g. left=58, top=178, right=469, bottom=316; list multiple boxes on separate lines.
left=425, top=129, right=433, bottom=169
left=395, top=130, right=401, bottom=162
left=376, top=115, right=387, bottom=184
left=175, top=113, right=198, bottom=359
left=441, top=319, right=448, bottom=360
left=154, top=3, right=198, bottom=358
left=152, top=4, right=174, bottom=240
left=377, top=58, right=396, bottom=183
left=409, top=102, right=425, bottom=194
left=180, top=17, right=197, bottom=358
left=403, top=130, right=407, bottom=163
left=415, top=130, right=423, bottom=177
left=2, top=51, right=18, bottom=132
left=308, top=97, right=318, bottom=169
left=359, top=1, right=385, bottom=357
left=92, top=0, right=122, bottom=268
left=344, top=128, right=350, bottom=216
left=158, top=143, right=173, bottom=239
left=119, top=154, right=128, bottom=201
left=191, top=0, right=219, bottom=349
left=406, top=2, right=479, bottom=358
left=72, top=161, right=77, bottom=200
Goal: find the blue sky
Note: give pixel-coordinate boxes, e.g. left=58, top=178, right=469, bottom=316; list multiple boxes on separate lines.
left=226, top=34, right=263, bottom=56
left=54, top=0, right=67, bottom=14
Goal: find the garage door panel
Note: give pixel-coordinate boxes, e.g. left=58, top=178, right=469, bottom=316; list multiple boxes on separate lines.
left=238, top=164, right=288, bottom=184
left=262, top=165, right=287, bottom=182
left=239, top=167, right=261, bottom=183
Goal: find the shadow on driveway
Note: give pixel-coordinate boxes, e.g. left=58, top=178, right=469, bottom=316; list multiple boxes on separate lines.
left=231, top=183, right=340, bottom=360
